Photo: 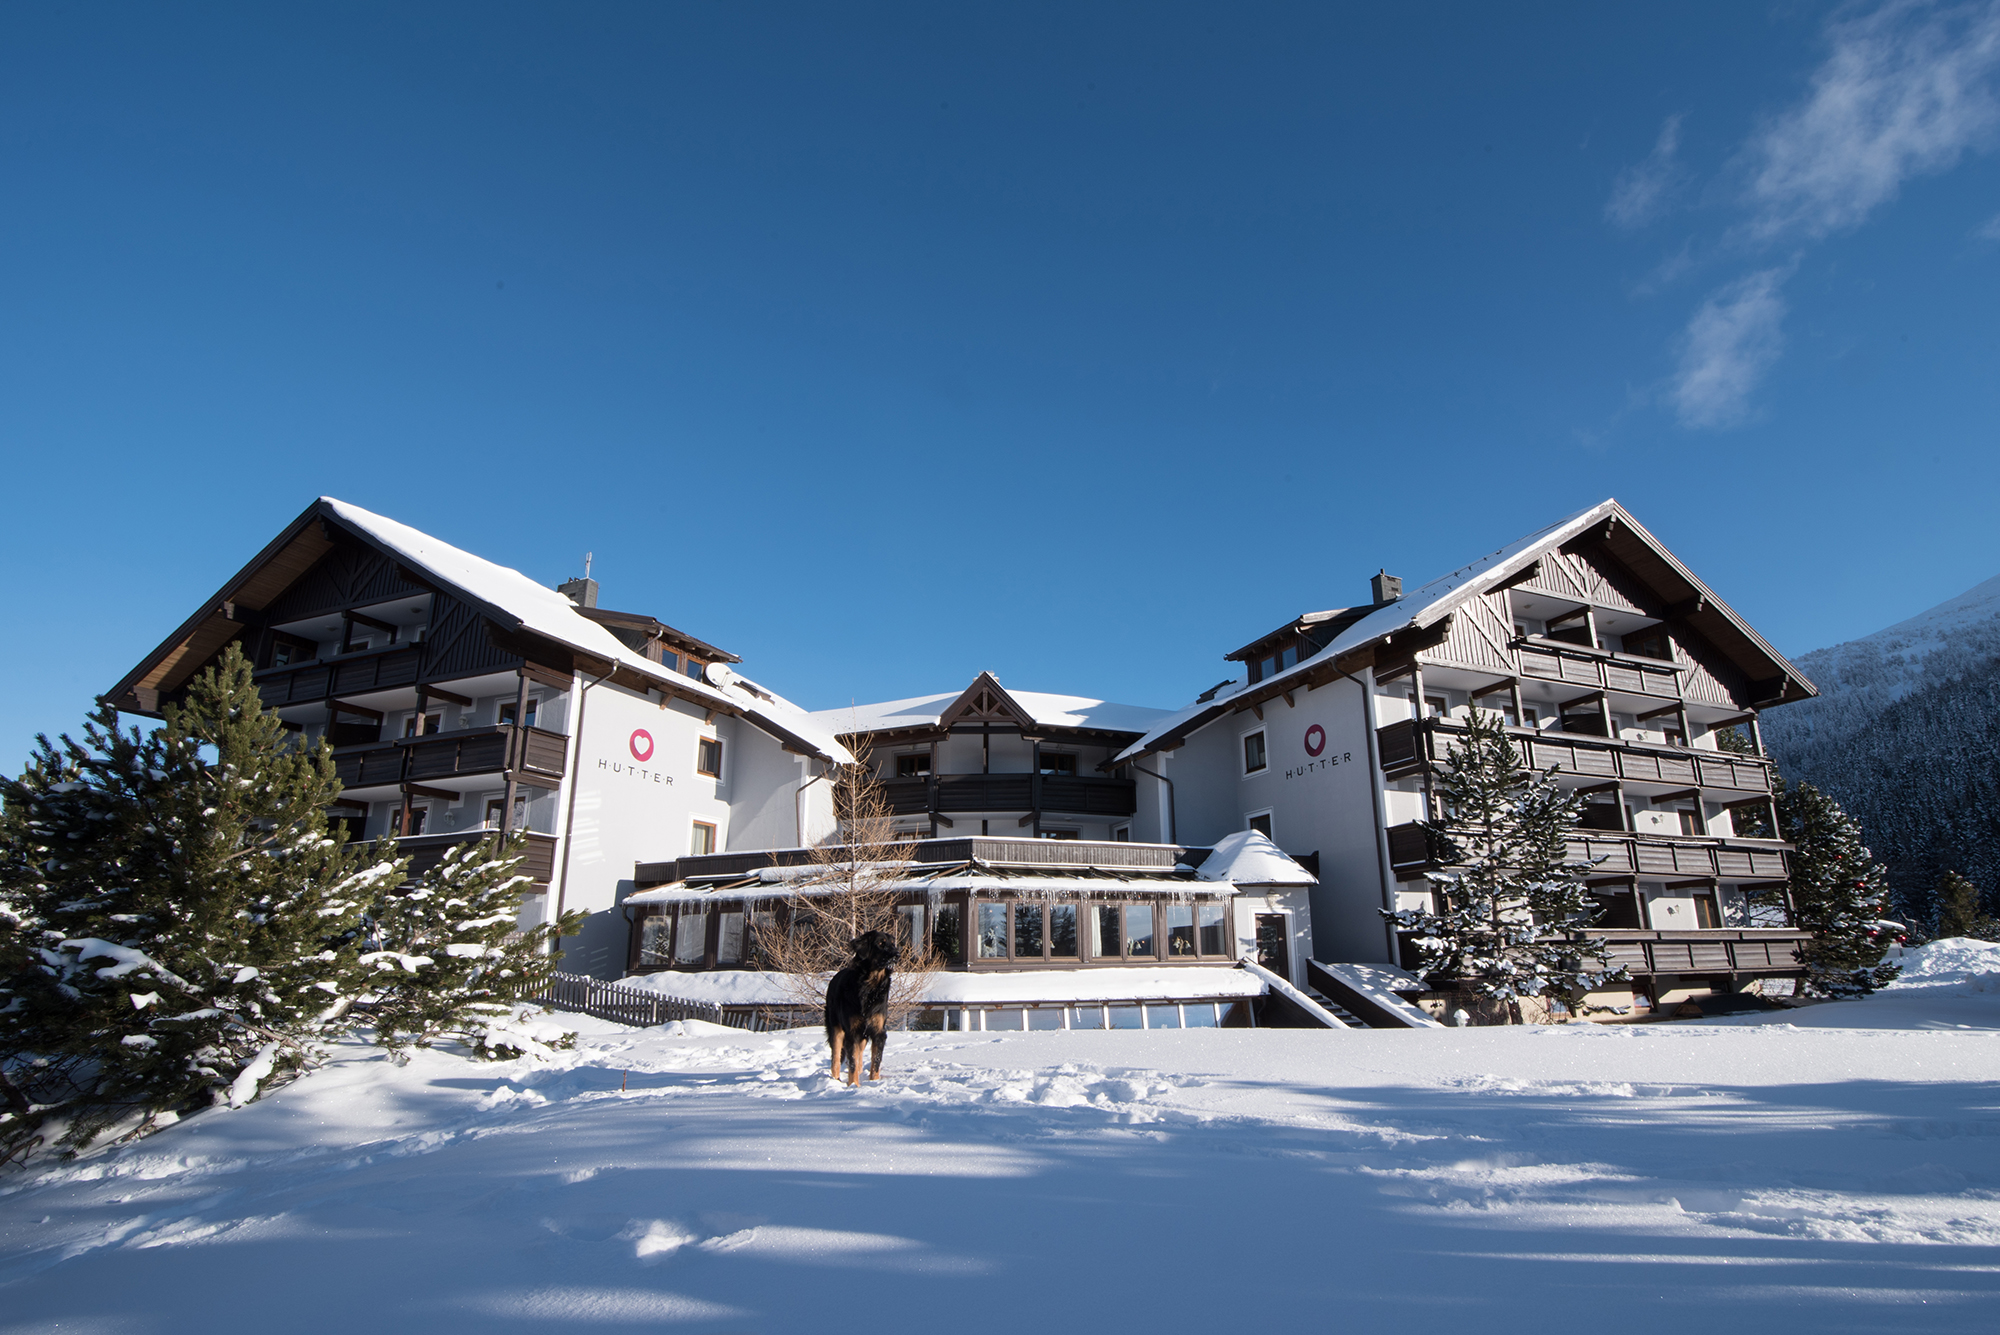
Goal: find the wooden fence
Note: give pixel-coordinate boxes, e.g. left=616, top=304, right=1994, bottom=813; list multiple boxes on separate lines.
left=533, top=971, right=761, bottom=1031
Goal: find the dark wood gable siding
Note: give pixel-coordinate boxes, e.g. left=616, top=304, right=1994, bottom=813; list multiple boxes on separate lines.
left=261, top=532, right=425, bottom=625
left=1429, top=590, right=1515, bottom=673
left=1518, top=545, right=1650, bottom=616
left=424, top=592, right=521, bottom=680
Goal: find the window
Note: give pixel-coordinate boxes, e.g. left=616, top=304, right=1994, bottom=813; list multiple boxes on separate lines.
left=271, top=642, right=295, bottom=668
left=1037, top=753, right=1077, bottom=776
left=895, top=904, right=926, bottom=954
left=1248, top=812, right=1273, bottom=839
left=1622, top=628, right=1670, bottom=661
left=1093, top=904, right=1122, bottom=957
left=674, top=909, right=707, bottom=965
left=1125, top=905, right=1156, bottom=958
left=716, top=912, right=745, bottom=965
left=498, top=698, right=539, bottom=728
left=404, top=712, right=442, bottom=738
left=397, top=805, right=428, bottom=837
left=1677, top=808, right=1703, bottom=837
left=1049, top=905, right=1078, bottom=957
left=697, top=737, right=723, bottom=778
left=684, top=658, right=706, bottom=681
left=932, top=902, right=963, bottom=961
left=1243, top=730, right=1267, bottom=775
left=1164, top=905, right=1197, bottom=956
left=690, top=821, right=717, bottom=856
left=639, top=913, right=672, bottom=968
left=1545, top=609, right=1593, bottom=646
left=1197, top=904, right=1228, bottom=955
left=1040, top=828, right=1080, bottom=840
left=485, top=794, right=527, bottom=830
left=1112, top=826, right=1131, bottom=842
left=1424, top=694, right=1449, bottom=719
left=977, top=903, right=1009, bottom=959
left=748, top=911, right=778, bottom=966
left=895, top=753, right=931, bottom=778
left=1014, top=903, right=1044, bottom=958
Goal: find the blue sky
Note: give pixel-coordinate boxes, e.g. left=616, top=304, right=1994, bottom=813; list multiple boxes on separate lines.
left=3, top=2, right=1998, bottom=759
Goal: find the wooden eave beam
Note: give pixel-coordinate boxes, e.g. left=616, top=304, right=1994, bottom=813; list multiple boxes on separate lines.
left=345, top=609, right=398, bottom=635
left=418, top=685, right=473, bottom=708
left=329, top=700, right=385, bottom=723
left=401, top=782, right=459, bottom=802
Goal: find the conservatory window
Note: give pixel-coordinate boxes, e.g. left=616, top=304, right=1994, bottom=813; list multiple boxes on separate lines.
left=1197, top=904, right=1228, bottom=955
left=1014, top=903, right=1044, bottom=959
left=674, top=909, right=708, bottom=965
left=1125, top=905, right=1157, bottom=958
left=977, top=903, right=1009, bottom=959
left=1049, top=904, right=1079, bottom=957
left=1164, top=905, right=1197, bottom=957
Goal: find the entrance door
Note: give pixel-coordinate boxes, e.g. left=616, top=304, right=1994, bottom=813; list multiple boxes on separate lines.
left=1254, top=914, right=1290, bottom=981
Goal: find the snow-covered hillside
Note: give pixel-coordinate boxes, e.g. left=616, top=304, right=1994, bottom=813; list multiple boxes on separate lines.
left=1761, top=573, right=2000, bottom=911
left=1768, top=572, right=2000, bottom=742
left=3, top=952, right=1998, bottom=1333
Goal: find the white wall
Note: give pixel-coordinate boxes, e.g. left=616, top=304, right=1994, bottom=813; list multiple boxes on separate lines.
left=1167, top=674, right=1395, bottom=966
left=555, top=683, right=736, bottom=978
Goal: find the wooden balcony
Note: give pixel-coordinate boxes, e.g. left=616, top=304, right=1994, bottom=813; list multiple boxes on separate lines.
left=1377, top=718, right=1774, bottom=794
left=1387, top=820, right=1791, bottom=882
left=1516, top=641, right=1681, bottom=700
left=364, top=830, right=559, bottom=887
left=880, top=773, right=1137, bottom=818
left=331, top=724, right=568, bottom=790
left=1598, top=929, right=1810, bottom=977
left=255, top=643, right=423, bottom=707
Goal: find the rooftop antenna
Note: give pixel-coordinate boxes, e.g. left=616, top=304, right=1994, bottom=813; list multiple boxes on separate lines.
left=584, top=551, right=593, bottom=579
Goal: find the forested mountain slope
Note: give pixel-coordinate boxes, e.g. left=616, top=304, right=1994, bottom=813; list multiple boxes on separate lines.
left=1761, top=575, right=2000, bottom=924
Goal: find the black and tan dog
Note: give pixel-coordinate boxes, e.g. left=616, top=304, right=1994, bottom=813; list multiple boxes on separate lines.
left=825, top=930, right=896, bottom=1086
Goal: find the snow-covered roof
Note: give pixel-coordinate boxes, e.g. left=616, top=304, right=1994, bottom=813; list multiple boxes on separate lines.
left=321, top=499, right=854, bottom=765
left=1116, top=499, right=1809, bottom=763
left=623, top=965, right=1264, bottom=1007
left=625, top=867, right=1223, bottom=906
left=812, top=688, right=1171, bottom=736
left=1194, top=831, right=1316, bottom=886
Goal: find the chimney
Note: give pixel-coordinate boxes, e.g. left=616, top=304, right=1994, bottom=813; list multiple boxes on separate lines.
left=558, top=577, right=598, bottom=608
left=1370, top=570, right=1402, bottom=605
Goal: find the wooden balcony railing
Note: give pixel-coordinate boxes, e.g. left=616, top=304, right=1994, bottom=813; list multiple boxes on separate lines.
left=332, top=724, right=568, bottom=790
left=880, top=773, right=1138, bottom=818
left=255, top=643, right=423, bottom=707
left=361, top=830, right=559, bottom=886
left=1516, top=641, right=1681, bottom=700
left=1377, top=718, right=1774, bottom=794
left=1598, top=929, right=1810, bottom=977
left=1387, top=820, right=1791, bottom=882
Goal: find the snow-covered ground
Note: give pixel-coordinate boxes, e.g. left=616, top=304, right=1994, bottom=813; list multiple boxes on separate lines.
left=5, top=944, right=1999, bottom=1334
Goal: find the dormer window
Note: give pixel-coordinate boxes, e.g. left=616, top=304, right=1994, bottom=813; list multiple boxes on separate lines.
left=1037, top=753, right=1077, bottom=776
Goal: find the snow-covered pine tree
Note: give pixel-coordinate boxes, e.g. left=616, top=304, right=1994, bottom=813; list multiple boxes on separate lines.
left=1382, top=707, right=1621, bottom=1023
left=360, top=833, right=583, bottom=1055
left=0, top=644, right=403, bottom=1162
left=1933, top=870, right=1999, bottom=942
left=1771, top=778, right=1900, bottom=996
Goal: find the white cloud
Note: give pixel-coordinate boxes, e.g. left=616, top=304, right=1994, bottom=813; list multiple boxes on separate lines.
left=1671, top=268, right=1791, bottom=429
left=1742, top=0, right=2000, bottom=241
left=1978, top=210, right=2000, bottom=238
left=1606, top=115, right=1690, bottom=228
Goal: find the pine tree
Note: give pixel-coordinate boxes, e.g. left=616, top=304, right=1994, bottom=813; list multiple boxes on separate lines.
left=1771, top=778, right=1900, bottom=996
left=0, top=645, right=402, bottom=1162
left=1383, top=708, right=1622, bottom=1023
left=1933, top=870, right=2000, bottom=942
left=361, top=832, right=583, bottom=1055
